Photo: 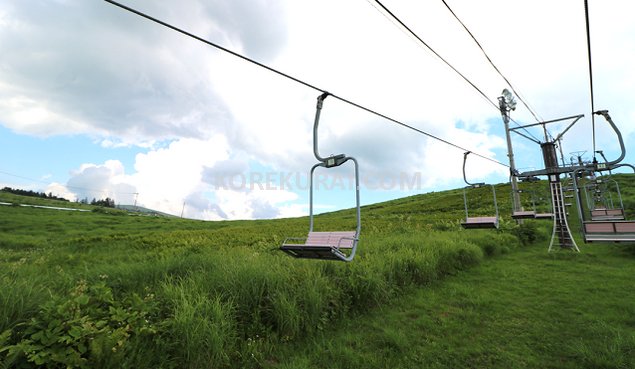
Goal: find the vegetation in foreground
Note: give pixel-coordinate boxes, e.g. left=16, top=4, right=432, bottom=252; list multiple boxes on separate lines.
left=0, top=175, right=632, bottom=368
left=272, top=242, right=635, bottom=369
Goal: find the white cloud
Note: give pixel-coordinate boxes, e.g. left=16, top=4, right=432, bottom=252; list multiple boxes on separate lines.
left=64, top=160, right=136, bottom=203
left=51, top=134, right=305, bottom=220
left=45, top=182, right=79, bottom=202
left=212, top=187, right=301, bottom=220
left=126, top=136, right=231, bottom=216
left=1, top=0, right=634, bottom=219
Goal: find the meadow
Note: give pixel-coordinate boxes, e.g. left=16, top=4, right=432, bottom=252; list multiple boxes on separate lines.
left=0, top=175, right=633, bottom=368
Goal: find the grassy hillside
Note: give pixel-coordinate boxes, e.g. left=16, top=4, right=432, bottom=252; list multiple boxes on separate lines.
left=0, top=176, right=632, bottom=368
left=0, top=191, right=93, bottom=210
left=273, top=243, right=635, bottom=369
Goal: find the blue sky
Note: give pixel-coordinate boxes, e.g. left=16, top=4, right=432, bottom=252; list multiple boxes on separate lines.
left=0, top=126, right=139, bottom=183
left=1, top=0, right=633, bottom=220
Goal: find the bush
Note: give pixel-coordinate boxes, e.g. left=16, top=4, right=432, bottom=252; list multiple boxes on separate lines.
left=513, top=221, right=546, bottom=246
left=2, top=280, right=160, bottom=368
left=434, top=238, right=483, bottom=276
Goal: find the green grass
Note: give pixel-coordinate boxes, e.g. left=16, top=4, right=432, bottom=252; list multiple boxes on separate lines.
left=272, top=242, right=635, bottom=369
left=0, top=176, right=633, bottom=368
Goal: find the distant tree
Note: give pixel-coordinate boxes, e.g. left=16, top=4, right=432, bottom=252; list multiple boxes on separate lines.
left=91, top=197, right=116, bottom=208
left=0, top=187, right=69, bottom=202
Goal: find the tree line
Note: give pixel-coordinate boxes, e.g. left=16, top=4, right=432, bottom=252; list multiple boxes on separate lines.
left=80, top=197, right=116, bottom=208
left=1, top=187, right=116, bottom=208
left=1, top=187, right=70, bottom=202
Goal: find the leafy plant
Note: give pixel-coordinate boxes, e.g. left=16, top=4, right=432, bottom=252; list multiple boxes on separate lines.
left=1, top=279, right=159, bottom=368
left=512, top=221, right=547, bottom=246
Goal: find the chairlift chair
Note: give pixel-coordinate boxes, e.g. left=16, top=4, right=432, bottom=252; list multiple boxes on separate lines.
left=280, top=93, right=361, bottom=262
left=510, top=189, right=537, bottom=219
left=573, top=164, right=635, bottom=243
left=511, top=186, right=554, bottom=220
left=534, top=186, right=555, bottom=220
left=460, top=152, right=499, bottom=229
left=534, top=192, right=555, bottom=219
left=585, top=177, right=625, bottom=221
left=534, top=212, right=555, bottom=220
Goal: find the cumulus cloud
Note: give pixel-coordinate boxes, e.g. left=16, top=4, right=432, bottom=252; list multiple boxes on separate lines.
left=51, top=135, right=303, bottom=220
left=1, top=0, right=634, bottom=219
left=213, top=187, right=300, bottom=220
left=0, top=0, right=286, bottom=146
left=201, top=158, right=250, bottom=191
left=183, top=190, right=228, bottom=220
left=45, top=182, right=79, bottom=202
left=65, top=160, right=137, bottom=203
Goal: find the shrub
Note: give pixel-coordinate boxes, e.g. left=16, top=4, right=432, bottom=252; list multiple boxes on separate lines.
left=513, top=221, right=546, bottom=246
left=1, top=280, right=160, bottom=368
left=430, top=237, right=483, bottom=277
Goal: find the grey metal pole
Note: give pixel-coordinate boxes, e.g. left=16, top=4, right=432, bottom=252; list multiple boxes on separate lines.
left=499, top=95, right=521, bottom=214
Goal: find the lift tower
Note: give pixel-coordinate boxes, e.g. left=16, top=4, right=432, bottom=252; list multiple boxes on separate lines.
left=507, top=114, right=586, bottom=252
left=498, top=89, right=521, bottom=218
left=509, top=110, right=627, bottom=251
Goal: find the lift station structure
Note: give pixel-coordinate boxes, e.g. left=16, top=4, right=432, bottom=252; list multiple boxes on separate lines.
left=507, top=110, right=628, bottom=251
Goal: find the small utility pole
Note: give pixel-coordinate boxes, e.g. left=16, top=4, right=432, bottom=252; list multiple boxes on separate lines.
left=499, top=89, right=521, bottom=214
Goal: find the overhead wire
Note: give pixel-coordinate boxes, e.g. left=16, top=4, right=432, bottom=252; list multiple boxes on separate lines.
left=440, top=0, right=546, bottom=139
left=371, top=0, right=543, bottom=144
left=441, top=0, right=543, bottom=123
left=371, top=0, right=498, bottom=111
left=583, top=0, right=596, bottom=159
left=104, top=0, right=509, bottom=168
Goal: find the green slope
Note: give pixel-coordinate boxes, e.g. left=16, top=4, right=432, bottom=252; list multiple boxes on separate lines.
left=273, top=243, right=635, bottom=369
left=0, top=176, right=632, bottom=369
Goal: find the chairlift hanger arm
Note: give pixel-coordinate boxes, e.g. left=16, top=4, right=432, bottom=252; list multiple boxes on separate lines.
left=592, top=111, right=626, bottom=168
left=462, top=151, right=485, bottom=187
left=312, top=92, right=348, bottom=167
left=610, top=163, right=635, bottom=173
left=313, top=92, right=330, bottom=163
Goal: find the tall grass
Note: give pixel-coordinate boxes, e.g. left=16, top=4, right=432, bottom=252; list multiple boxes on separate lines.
left=0, top=273, right=50, bottom=333
left=162, top=278, right=235, bottom=369
left=0, top=183, right=554, bottom=368
left=571, top=321, right=635, bottom=369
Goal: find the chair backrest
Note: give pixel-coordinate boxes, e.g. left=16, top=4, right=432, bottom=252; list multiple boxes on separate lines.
left=306, top=231, right=356, bottom=248
left=615, top=222, right=635, bottom=233
left=584, top=222, right=615, bottom=233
